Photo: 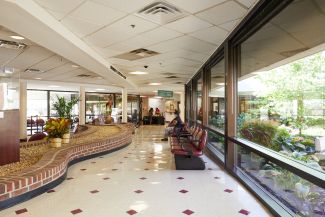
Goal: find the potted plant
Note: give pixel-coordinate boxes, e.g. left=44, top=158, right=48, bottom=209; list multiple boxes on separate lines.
left=44, top=118, right=69, bottom=147
left=52, top=95, right=79, bottom=120
left=62, top=119, right=72, bottom=144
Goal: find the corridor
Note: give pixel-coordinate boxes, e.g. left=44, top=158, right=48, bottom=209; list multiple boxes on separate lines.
left=0, top=126, right=272, bottom=217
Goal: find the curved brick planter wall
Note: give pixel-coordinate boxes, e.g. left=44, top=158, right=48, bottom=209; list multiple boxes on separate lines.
left=0, top=124, right=134, bottom=210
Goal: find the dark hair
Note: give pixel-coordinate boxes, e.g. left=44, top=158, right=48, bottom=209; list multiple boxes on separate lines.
left=174, top=110, right=179, bottom=115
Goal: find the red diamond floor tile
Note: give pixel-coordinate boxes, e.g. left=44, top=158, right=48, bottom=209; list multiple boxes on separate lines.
left=91, top=162, right=96, bottom=164
left=224, top=189, right=233, bottom=193
left=239, top=209, right=250, bottom=215
left=47, top=189, right=55, bottom=193
left=66, top=177, right=74, bottom=180
left=214, top=176, right=220, bottom=179
left=182, top=209, right=194, bottom=215
left=112, top=169, right=118, bottom=171
left=80, top=169, right=87, bottom=171
left=90, top=190, right=99, bottom=194
left=139, top=177, right=147, bottom=180
left=71, top=209, right=82, bottom=215
left=15, top=208, right=28, bottom=215
left=126, top=209, right=137, bottom=215
left=102, top=177, right=110, bottom=180
left=177, top=177, right=184, bottom=180
left=179, top=189, right=188, bottom=193
left=134, top=190, right=143, bottom=194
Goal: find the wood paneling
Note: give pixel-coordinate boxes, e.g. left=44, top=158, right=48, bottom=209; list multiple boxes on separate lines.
left=0, top=109, right=20, bottom=166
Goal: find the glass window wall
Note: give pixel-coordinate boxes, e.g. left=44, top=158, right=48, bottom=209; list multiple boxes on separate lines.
left=208, top=59, right=225, bottom=131
left=238, top=0, right=325, bottom=172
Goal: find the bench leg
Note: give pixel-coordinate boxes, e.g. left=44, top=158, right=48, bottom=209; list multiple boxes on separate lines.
left=174, top=155, right=205, bottom=170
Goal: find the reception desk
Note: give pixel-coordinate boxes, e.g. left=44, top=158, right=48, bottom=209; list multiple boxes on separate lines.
left=143, top=116, right=165, bottom=125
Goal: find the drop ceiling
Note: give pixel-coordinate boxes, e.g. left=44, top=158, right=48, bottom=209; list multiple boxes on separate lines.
left=0, top=0, right=259, bottom=94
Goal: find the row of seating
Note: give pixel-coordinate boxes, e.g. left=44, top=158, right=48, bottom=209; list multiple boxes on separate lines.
left=169, top=124, right=208, bottom=170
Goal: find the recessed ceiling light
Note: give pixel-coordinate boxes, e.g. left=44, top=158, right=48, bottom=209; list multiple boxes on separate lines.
left=140, top=95, right=147, bottom=97
left=34, top=77, right=42, bottom=80
left=96, top=76, right=103, bottom=79
left=216, top=83, right=225, bottom=85
left=10, top=35, right=24, bottom=40
left=49, top=85, right=60, bottom=88
left=95, top=88, right=105, bottom=91
left=71, top=64, right=79, bottom=68
left=148, top=83, right=161, bottom=86
left=4, top=69, right=13, bottom=74
left=155, top=96, right=163, bottom=99
left=129, top=71, right=148, bottom=75
left=111, top=83, right=117, bottom=85
left=153, top=91, right=158, bottom=93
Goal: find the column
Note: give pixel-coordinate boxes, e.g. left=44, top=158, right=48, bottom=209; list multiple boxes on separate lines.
left=122, top=88, right=127, bottom=123
left=79, top=86, right=85, bottom=125
left=179, top=91, right=185, bottom=121
left=19, top=80, right=27, bottom=140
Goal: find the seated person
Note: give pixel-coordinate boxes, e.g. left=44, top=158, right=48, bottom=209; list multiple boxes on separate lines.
left=161, top=110, right=183, bottom=141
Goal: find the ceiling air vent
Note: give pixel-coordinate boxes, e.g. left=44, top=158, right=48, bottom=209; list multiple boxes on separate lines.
left=110, top=66, right=126, bottom=79
left=166, top=75, right=179, bottom=79
left=24, top=68, right=42, bottom=73
left=0, top=39, right=27, bottom=50
left=136, top=1, right=187, bottom=24
left=77, top=74, right=93, bottom=78
left=280, top=48, right=308, bottom=57
left=114, top=48, right=159, bottom=61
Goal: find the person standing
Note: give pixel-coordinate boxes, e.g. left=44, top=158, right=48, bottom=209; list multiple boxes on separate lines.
left=148, top=108, right=154, bottom=125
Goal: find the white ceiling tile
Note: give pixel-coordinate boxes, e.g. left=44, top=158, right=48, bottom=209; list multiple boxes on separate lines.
left=46, top=9, right=66, bottom=20
left=146, top=42, right=178, bottom=53
left=165, top=15, right=213, bottom=34
left=190, top=26, right=228, bottom=45
left=196, top=0, right=247, bottom=26
left=69, top=1, right=126, bottom=26
left=35, top=0, right=84, bottom=16
left=84, top=26, right=134, bottom=47
left=110, top=15, right=159, bottom=35
left=91, top=0, right=154, bottom=13
left=61, top=16, right=103, bottom=37
left=140, top=27, right=183, bottom=43
left=219, top=19, right=240, bottom=31
left=236, top=0, right=257, bottom=8
left=30, top=55, right=68, bottom=72
left=8, top=46, right=53, bottom=70
left=122, top=35, right=157, bottom=48
left=168, top=0, right=227, bottom=13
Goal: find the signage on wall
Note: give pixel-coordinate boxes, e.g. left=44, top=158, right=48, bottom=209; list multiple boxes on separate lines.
left=158, top=90, right=173, bottom=98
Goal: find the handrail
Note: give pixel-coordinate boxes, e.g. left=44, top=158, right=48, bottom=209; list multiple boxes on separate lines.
left=229, top=137, right=325, bottom=188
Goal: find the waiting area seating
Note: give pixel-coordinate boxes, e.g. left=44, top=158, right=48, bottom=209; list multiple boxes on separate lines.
left=169, top=124, right=208, bottom=170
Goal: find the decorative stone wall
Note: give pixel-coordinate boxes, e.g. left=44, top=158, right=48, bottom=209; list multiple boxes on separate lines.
left=0, top=124, right=134, bottom=206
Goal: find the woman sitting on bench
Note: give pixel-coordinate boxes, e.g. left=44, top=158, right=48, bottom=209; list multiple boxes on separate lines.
left=161, top=110, right=183, bottom=141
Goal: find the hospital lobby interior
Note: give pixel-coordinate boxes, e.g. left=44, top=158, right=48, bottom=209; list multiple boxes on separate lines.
left=0, top=0, right=324, bottom=216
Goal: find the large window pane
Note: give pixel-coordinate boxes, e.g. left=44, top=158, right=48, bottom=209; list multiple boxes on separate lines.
left=209, top=59, right=225, bottom=130
left=238, top=0, right=325, bottom=172
left=85, top=93, right=114, bottom=123
left=50, top=91, right=79, bottom=118
left=236, top=144, right=325, bottom=217
left=194, top=73, right=203, bottom=123
left=208, top=131, right=225, bottom=161
left=27, top=90, right=47, bottom=118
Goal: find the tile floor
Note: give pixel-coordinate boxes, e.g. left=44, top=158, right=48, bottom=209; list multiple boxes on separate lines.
left=0, top=126, right=273, bottom=217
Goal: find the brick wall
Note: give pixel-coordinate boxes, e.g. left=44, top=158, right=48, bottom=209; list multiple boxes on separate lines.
left=0, top=124, right=134, bottom=203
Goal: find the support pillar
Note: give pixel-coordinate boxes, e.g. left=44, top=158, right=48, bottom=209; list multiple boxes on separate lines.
left=79, top=86, right=85, bottom=125
left=122, top=88, right=127, bottom=123
left=19, top=80, right=27, bottom=140
left=179, top=91, right=185, bottom=122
